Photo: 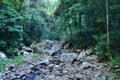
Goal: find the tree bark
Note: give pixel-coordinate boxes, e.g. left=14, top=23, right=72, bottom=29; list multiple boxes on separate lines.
left=106, top=0, right=112, bottom=60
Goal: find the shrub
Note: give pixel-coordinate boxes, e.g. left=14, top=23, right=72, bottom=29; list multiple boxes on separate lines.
left=110, top=57, right=120, bottom=77
left=0, top=2, right=23, bottom=56
left=93, top=34, right=109, bottom=60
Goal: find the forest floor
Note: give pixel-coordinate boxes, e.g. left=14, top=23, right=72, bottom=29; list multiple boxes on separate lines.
left=0, top=40, right=119, bottom=80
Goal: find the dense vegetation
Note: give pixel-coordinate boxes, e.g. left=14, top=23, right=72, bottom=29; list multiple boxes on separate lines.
left=53, top=0, right=120, bottom=59
left=0, top=0, right=120, bottom=75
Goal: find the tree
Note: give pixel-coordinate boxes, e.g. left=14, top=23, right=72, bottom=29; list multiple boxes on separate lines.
left=0, top=1, right=23, bottom=56
left=106, top=0, right=112, bottom=60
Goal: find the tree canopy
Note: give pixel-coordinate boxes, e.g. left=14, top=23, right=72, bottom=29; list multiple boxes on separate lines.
left=0, top=0, right=120, bottom=59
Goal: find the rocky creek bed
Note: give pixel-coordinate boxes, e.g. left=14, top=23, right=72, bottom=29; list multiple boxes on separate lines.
left=0, top=40, right=119, bottom=80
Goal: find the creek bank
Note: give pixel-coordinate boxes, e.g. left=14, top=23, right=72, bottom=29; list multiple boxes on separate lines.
left=0, top=40, right=118, bottom=80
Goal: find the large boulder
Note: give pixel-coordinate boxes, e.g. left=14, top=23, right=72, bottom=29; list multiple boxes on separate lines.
left=17, top=50, right=31, bottom=56
left=77, top=50, right=86, bottom=60
left=80, top=62, right=95, bottom=69
left=45, top=43, right=62, bottom=56
left=0, top=51, right=7, bottom=60
left=60, top=53, right=77, bottom=64
left=85, top=48, right=93, bottom=55
left=22, top=46, right=33, bottom=53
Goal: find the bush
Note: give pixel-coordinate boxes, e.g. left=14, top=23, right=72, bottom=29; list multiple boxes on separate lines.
left=110, top=57, right=120, bottom=77
left=93, top=28, right=120, bottom=60
left=0, top=2, right=23, bottom=56
left=93, top=34, right=109, bottom=60
left=110, top=29, right=120, bottom=55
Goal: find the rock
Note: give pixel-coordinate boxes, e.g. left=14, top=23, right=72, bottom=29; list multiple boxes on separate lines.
left=62, top=70, right=68, bottom=74
left=55, top=76, right=68, bottom=80
left=26, top=69, right=32, bottom=74
left=34, top=75, right=44, bottom=80
left=21, top=75, right=26, bottom=80
left=59, top=41, right=68, bottom=48
left=39, top=59, right=50, bottom=65
left=45, top=42, right=62, bottom=56
left=46, top=75, right=55, bottom=80
left=53, top=65, right=60, bottom=70
left=77, top=51, right=86, bottom=60
left=74, top=73, right=84, bottom=79
left=18, top=50, right=31, bottom=56
left=81, top=62, right=94, bottom=69
left=60, top=53, right=77, bottom=64
left=27, top=64, right=34, bottom=70
left=63, top=43, right=69, bottom=49
left=0, top=51, right=7, bottom=60
left=91, top=77, right=105, bottom=80
left=48, top=64, right=55, bottom=72
left=22, top=46, right=33, bottom=53
left=19, top=71, right=25, bottom=76
left=94, top=71, right=102, bottom=77
left=44, top=49, right=56, bottom=56
left=23, top=51, right=30, bottom=55
left=85, top=48, right=93, bottom=55
left=76, top=49, right=82, bottom=53
left=0, top=73, right=4, bottom=80
left=6, top=64, right=15, bottom=71
left=51, top=43, right=62, bottom=51
left=86, top=55, right=98, bottom=61
left=49, top=59, right=61, bottom=65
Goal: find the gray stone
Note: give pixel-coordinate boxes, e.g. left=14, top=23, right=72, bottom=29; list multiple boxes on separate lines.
left=23, top=51, right=30, bottom=55
left=46, top=75, right=55, bottom=80
left=91, top=77, right=104, bottom=80
left=62, top=70, right=68, bottom=74
left=94, top=71, right=102, bottom=77
left=19, top=71, right=25, bottom=76
left=60, top=53, right=77, bottom=64
left=74, top=73, right=84, bottom=79
left=77, top=51, right=86, bottom=60
left=0, top=51, right=7, bottom=60
left=45, top=42, right=62, bottom=55
left=27, top=64, right=34, bottom=69
left=51, top=43, right=61, bottom=52
left=26, top=69, right=32, bottom=74
left=22, top=46, right=33, bottom=53
left=48, top=64, right=55, bottom=68
left=38, top=59, right=50, bottom=65
left=53, top=65, right=60, bottom=70
left=6, top=64, right=15, bottom=71
left=44, top=49, right=56, bottom=56
left=86, top=55, right=98, bottom=61
left=81, top=62, right=94, bottom=69
left=34, top=75, right=44, bottom=80
left=85, top=48, right=93, bottom=55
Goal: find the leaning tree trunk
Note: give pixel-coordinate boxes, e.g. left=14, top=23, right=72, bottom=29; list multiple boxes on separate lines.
left=106, top=0, right=112, bottom=60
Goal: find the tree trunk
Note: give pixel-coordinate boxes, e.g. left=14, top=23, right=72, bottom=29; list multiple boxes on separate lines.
left=106, top=0, right=112, bottom=60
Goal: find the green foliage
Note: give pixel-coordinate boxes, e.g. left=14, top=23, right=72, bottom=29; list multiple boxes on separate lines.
left=54, top=0, right=120, bottom=55
left=93, top=28, right=120, bottom=60
left=0, top=53, right=42, bottom=72
left=93, top=35, right=109, bottom=60
left=0, top=2, right=23, bottom=56
left=110, top=29, right=120, bottom=54
left=0, top=55, right=25, bottom=72
left=110, top=57, right=120, bottom=77
left=22, top=0, right=55, bottom=45
left=0, top=0, right=56, bottom=56
left=0, top=0, right=120, bottom=61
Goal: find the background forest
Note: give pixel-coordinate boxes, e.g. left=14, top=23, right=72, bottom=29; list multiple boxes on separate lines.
left=0, top=0, right=120, bottom=77
left=0, top=0, right=120, bottom=58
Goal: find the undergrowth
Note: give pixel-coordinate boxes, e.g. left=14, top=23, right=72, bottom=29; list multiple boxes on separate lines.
left=109, top=57, right=120, bottom=77
left=0, top=53, right=42, bottom=72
